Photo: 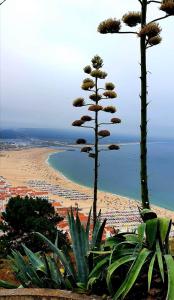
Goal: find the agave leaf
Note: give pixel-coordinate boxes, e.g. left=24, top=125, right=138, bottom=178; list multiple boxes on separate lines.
left=123, top=234, right=139, bottom=243
left=148, top=253, right=156, bottom=291
left=0, top=280, right=18, bottom=289
left=89, top=256, right=109, bottom=279
left=158, top=218, right=171, bottom=244
left=67, top=210, right=89, bottom=284
left=35, top=232, right=76, bottom=281
left=89, top=250, right=112, bottom=255
left=9, top=251, right=32, bottom=287
left=64, top=277, right=73, bottom=290
left=104, top=237, right=123, bottom=249
left=113, top=248, right=151, bottom=300
left=91, top=218, right=106, bottom=251
left=11, top=250, right=44, bottom=288
left=138, top=223, right=146, bottom=244
left=46, top=256, right=63, bottom=288
left=85, top=208, right=92, bottom=237
left=22, top=244, right=46, bottom=273
left=94, top=219, right=106, bottom=250
left=107, top=255, right=136, bottom=293
left=146, top=218, right=158, bottom=249
left=87, top=277, right=98, bottom=289
left=156, top=240, right=164, bottom=282
left=164, top=254, right=174, bottom=300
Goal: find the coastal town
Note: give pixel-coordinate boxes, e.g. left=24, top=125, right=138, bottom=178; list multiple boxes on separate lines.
left=1, top=147, right=174, bottom=238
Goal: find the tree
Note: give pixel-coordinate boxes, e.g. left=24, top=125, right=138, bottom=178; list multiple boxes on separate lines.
left=0, top=196, right=68, bottom=256
left=98, top=1, right=174, bottom=209
left=72, top=55, right=121, bottom=225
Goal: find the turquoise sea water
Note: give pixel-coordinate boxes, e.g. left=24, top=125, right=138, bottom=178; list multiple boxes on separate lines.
left=48, top=142, right=174, bottom=211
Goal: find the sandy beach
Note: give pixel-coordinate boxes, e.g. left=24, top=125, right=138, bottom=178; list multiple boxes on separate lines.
left=0, top=147, right=174, bottom=220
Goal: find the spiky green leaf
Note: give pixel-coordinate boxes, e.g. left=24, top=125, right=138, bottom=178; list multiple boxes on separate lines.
left=164, top=254, right=174, bottom=300
left=148, top=253, right=156, bottom=291
left=113, top=248, right=151, bottom=300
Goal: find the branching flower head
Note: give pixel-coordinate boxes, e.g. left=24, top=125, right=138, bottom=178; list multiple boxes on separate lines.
left=122, top=12, right=142, bottom=27
left=73, top=98, right=85, bottom=107
left=105, top=82, right=115, bottom=90
left=148, top=35, right=162, bottom=46
left=91, top=55, right=103, bottom=69
left=88, top=105, right=103, bottom=112
left=81, top=115, right=93, bottom=122
left=139, top=23, right=161, bottom=38
left=108, top=144, right=120, bottom=150
left=103, top=106, right=116, bottom=113
left=76, top=139, right=86, bottom=144
left=89, top=94, right=102, bottom=102
left=98, top=18, right=121, bottom=34
left=103, top=91, right=117, bottom=99
left=81, top=146, right=92, bottom=153
left=111, top=117, right=121, bottom=124
left=83, top=65, right=92, bottom=74
left=72, top=120, right=84, bottom=127
left=90, top=70, right=108, bottom=79
left=98, top=130, right=110, bottom=137
left=160, top=0, right=174, bottom=15
left=81, top=78, right=95, bottom=90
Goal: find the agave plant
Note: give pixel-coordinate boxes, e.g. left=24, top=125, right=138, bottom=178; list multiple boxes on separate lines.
left=0, top=209, right=106, bottom=293
left=88, top=212, right=174, bottom=299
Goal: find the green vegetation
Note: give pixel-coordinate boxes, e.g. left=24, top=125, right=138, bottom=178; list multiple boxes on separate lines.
left=0, top=210, right=106, bottom=293
left=98, top=0, right=174, bottom=209
left=0, top=196, right=68, bottom=256
left=1, top=210, right=174, bottom=299
left=89, top=211, right=173, bottom=299
left=72, top=55, right=121, bottom=225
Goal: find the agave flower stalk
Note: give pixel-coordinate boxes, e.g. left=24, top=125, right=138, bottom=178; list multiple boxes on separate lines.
left=72, top=55, right=121, bottom=226
left=98, top=0, right=173, bottom=209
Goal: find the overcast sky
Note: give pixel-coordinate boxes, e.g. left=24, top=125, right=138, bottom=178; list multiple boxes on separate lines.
left=0, top=0, right=173, bottom=137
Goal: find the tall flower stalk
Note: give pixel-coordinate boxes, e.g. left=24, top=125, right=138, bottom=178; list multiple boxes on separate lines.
left=98, top=0, right=173, bottom=209
left=72, top=55, right=121, bottom=226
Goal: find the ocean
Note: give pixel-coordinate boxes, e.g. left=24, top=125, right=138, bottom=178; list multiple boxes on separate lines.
left=48, top=141, right=174, bottom=211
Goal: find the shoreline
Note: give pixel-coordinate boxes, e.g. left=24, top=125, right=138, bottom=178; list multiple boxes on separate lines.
left=47, top=150, right=174, bottom=212
left=47, top=150, right=141, bottom=203
left=0, top=147, right=174, bottom=219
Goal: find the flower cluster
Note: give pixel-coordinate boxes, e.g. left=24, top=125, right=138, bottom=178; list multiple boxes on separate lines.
left=76, top=139, right=86, bottom=144
left=103, top=91, right=117, bottom=99
left=90, top=69, right=107, bottom=79
left=138, top=23, right=161, bottom=38
left=81, top=78, right=95, bottom=90
left=81, top=115, right=93, bottom=122
left=72, top=120, right=84, bottom=127
left=105, top=82, right=115, bottom=90
left=98, top=130, right=110, bottom=137
left=103, top=106, right=116, bottom=113
left=88, top=105, right=103, bottom=112
left=160, top=0, right=174, bottom=15
left=73, top=98, right=85, bottom=107
left=108, top=144, right=120, bottom=150
left=122, top=12, right=141, bottom=27
left=98, top=18, right=121, bottom=34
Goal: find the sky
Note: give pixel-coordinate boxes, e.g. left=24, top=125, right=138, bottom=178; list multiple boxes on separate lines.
left=0, top=0, right=174, bottom=137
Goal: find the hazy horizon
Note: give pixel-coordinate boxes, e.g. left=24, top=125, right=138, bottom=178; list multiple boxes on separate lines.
left=1, top=0, right=174, bottom=138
